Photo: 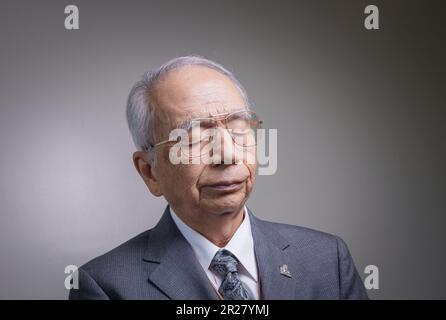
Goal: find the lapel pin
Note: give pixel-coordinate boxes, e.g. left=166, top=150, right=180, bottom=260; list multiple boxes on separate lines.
left=280, top=264, right=292, bottom=278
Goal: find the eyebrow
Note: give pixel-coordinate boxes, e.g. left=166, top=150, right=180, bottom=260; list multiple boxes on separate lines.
left=176, top=119, right=194, bottom=131
left=174, top=106, right=248, bottom=131
left=174, top=117, right=215, bottom=132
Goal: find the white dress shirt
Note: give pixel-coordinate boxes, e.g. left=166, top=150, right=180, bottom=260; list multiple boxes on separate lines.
left=169, top=206, right=260, bottom=300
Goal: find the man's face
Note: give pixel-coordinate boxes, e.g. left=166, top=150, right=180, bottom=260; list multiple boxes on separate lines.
left=148, top=66, right=257, bottom=217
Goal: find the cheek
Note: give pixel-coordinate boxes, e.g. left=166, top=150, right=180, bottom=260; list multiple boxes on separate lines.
left=245, top=154, right=257, bottom=177
left=180, top=165, right=203, bottom=187
left=158, top=149, right=207, bottom=192
left=246, top=163, right=257, bottom=193
left=247, top=164, right=257, bottom=183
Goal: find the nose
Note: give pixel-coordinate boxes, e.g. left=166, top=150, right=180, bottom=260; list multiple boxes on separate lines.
left=211, top=127, right=242, bottom=165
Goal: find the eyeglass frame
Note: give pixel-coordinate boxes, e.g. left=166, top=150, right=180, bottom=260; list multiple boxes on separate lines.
left=148, top=108, right=263, bottom=149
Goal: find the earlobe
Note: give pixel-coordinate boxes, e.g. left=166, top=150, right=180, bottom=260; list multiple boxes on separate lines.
left=132, top=151, right=163, bottom=197
left=147, top=179, right=163, bottom=197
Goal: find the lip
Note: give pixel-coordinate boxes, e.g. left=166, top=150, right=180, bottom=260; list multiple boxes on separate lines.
left=202, top=180, right=246, bottom=194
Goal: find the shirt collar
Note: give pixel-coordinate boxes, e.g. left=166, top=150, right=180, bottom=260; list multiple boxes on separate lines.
left=169, top=206, right=258, bottom=282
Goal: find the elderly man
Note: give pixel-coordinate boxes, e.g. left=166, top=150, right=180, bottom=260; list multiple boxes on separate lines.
left=69, top=56, right=368, bottom=300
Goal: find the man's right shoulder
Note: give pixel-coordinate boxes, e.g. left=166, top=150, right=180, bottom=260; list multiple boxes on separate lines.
left=69, top=228, right=156, bottom=299
left=78, top=228, right=152, bottom=278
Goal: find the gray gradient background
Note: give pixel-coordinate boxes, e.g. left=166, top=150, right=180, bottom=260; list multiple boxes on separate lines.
left=0, top=0, right=444, bottom=299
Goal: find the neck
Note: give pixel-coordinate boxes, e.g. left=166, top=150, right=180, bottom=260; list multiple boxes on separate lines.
left=172, top=205, right=245, bottom=247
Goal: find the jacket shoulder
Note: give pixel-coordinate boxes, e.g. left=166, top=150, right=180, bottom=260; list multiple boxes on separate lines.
left=79, top=228, right=152, bottom=277
left=258, top=218, right=342, bottom=249
left=257, top=218, right=368, bottom=299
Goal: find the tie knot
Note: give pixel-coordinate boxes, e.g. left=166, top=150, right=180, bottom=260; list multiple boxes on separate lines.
left=209, top=249, right=240, bottom=275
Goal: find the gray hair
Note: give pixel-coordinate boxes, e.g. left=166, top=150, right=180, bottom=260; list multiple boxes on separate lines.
left=126, top=55, right=250, bottom=160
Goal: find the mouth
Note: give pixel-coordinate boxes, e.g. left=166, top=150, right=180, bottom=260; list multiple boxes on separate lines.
left=202, top=179, right=246, bottom=194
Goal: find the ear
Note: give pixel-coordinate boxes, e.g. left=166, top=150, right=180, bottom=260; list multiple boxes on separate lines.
left=132, top=151, right=163, bottom=197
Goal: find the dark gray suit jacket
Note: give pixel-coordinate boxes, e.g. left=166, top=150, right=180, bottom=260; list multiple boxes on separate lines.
left=69, top=206, right=368, bottom=300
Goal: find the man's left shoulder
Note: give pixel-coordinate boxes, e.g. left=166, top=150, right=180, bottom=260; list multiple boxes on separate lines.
left=255, top=217, right=358, bottom=269
left=260, top=218, right=345, bottom=252
left=255, top=218, right=369, bottom=299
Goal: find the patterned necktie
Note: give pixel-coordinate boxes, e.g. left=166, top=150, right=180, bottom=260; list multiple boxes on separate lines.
left=209, top=249, right=251, bottom=300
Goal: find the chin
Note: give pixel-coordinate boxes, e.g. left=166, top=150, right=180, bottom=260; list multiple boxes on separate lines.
left=200, top=193, right=246, bottom=216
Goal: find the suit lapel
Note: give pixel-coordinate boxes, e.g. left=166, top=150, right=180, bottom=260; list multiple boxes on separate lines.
left=248, top=209, right=299, bottom=299
left=142, top=206, right=219, bottom=300
left=142, top=206, right=299, bottom=300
